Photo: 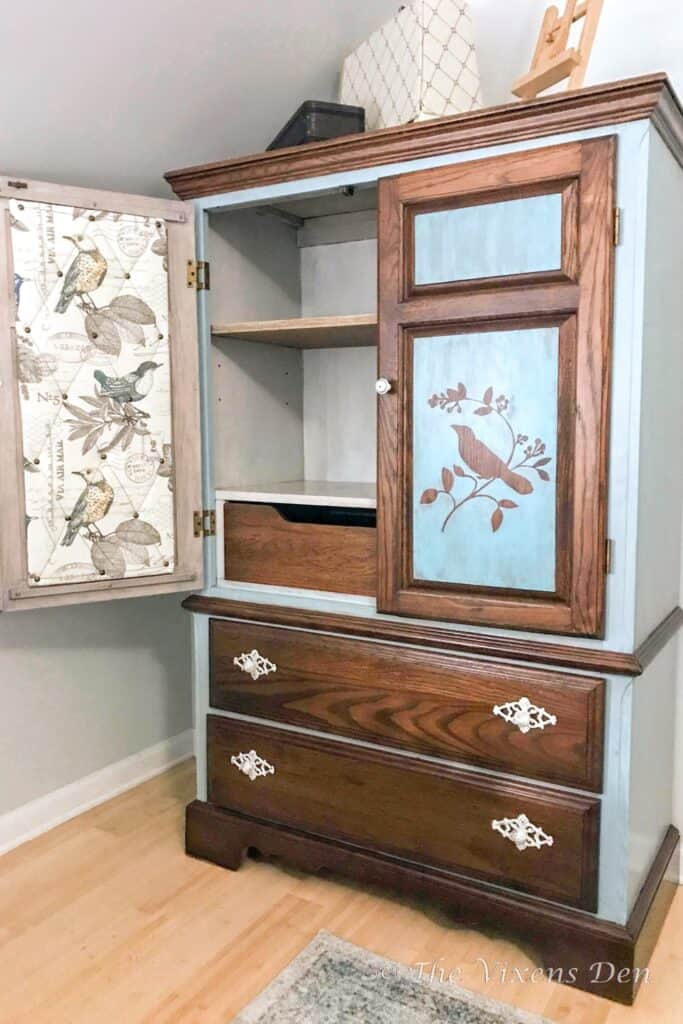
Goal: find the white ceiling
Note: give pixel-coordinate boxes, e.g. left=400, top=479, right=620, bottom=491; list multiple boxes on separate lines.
left=0, top=0, right=398, bottom=196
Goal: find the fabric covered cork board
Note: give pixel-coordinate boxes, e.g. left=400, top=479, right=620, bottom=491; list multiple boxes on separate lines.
left=9, top=199, right=175, bottom=587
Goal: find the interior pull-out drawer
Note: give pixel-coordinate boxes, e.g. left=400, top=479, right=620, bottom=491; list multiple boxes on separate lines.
left=223, top=502, right=376, bottom=596
left=207, top=715, right=600, bottom=910
left=209, top=619, right=605, bottom=791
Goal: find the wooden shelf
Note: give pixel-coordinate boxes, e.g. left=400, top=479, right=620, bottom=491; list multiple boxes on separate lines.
left=216, top=480, right=376, bottom=509
left=212, top=314, right=377, bottom=349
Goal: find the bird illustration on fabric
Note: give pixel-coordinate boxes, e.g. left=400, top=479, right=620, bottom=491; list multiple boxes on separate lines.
left=55, top=236, right=108, bottom=313
left=452, top=425, right=533, bottom=495
left=14, top=273, right=26, bottom=307
left=61, top=467, right=114, bottom=546
left=93, top=361, right=162, bottom=404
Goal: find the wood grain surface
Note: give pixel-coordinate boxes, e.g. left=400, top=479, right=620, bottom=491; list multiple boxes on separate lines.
left=223, top=501, right=376, bottom=596
left=207, top=715, right=601, bottom=910
left=210, top=618, right=605, bottom=790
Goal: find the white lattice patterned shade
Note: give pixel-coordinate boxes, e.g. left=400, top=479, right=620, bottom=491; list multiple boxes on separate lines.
left=340, top=0, right=482, bottom=131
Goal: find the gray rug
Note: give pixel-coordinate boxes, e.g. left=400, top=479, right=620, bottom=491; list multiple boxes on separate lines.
left=233, top=931, right=551, bottom=1023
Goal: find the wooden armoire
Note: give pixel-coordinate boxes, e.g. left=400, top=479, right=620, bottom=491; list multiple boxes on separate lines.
left=1, top=74, right=682, bottom=1004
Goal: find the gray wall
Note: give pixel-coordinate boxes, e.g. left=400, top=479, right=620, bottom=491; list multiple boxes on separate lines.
left=0, top=0, right=399, bottom=822
left=0, top=596, right=191, bottom=814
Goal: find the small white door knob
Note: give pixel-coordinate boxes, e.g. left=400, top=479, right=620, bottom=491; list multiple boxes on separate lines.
left=375, top=378, right=392, bottom=395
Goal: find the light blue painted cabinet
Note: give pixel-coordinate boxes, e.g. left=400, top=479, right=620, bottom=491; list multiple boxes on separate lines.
left=164, top=78, right=682, bottom=1005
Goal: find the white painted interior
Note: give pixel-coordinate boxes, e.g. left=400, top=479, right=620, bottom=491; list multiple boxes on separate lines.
left=209, top=202, right=379, bottom=493
left=303, top=347, right=377, bottom=483
left=300, top=239, right=378, bottom=317
left=211, top=336, right=304, bottom=488
left=216, top=482, right=376, bottom=508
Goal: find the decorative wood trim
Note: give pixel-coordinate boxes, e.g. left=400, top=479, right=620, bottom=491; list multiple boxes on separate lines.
left=181, top=594, right=642, bottom=675
left=186, top=804, right=679, bottom=1006
left=636, top=606, right=683, bottom=671
left=165, top=75, right=682, bottom=199
left=651, top=87, right=683, bottom=171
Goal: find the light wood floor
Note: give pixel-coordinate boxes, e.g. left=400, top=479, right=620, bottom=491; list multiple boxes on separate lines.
left=0, top=761, right=680, bottom=1023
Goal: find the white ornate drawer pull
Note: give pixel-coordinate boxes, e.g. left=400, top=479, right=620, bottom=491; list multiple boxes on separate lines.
left=230, top=750, right=275, bottom=782
left=491, top=813, right=554, bottom=852
left=492, top=696, right=557, bottom=734
left=233, top=649, right=277, bottom=681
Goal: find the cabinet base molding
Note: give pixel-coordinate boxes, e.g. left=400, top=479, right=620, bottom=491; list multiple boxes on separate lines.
left=186, top=800, right=679, bottom=1006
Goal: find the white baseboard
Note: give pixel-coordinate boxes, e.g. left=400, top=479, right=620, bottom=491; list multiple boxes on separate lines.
left=0, top=728, right=194, bottom=857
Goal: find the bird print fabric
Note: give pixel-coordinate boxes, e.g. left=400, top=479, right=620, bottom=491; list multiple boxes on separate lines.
left=413, top=329, right=558, bottom=593
left=9, top=198, right=175, bottom=586
left=55, top=238, right=108, bottom=313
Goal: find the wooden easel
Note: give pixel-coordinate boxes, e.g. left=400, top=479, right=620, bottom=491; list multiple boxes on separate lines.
left=512, top=0, right=604, bottom=101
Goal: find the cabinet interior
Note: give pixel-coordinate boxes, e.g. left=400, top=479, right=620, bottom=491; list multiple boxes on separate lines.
left=208, top=185, right=378, bottom=508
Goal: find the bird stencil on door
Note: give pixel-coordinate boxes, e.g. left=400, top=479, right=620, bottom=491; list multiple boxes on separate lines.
left=420, top=382, right=552, bottom=534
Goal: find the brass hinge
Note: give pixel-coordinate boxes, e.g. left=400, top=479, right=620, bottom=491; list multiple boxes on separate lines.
left=613, top=208, right=622, bottom=246
left=605, top=538, right=614, bottom=574
left=186, top=259, right=210, bottom=290
left=193, top=509, right=216, bottom=537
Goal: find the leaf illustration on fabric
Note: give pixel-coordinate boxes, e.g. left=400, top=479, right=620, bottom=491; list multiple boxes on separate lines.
left=422, top=385, right=553, bottom=533
left=63, top=391, right=149, bottom=456
left=156, top=443, right=174, bottom=492
left=115, top=519, right=161, bottom=546
left=151, top=235, right=168, bottom=273
left=108, top=295, right=156, bottom=325
left=91, top=539, right=126, bottom=578
left=85, top=311, right=122, bottom=355
left=16, top=338, right=56, bottom=383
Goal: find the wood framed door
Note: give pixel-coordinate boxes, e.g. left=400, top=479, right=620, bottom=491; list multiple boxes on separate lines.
left=377, top=138, right=615, bottom=637
left=0, top=176, right=202, bottom=609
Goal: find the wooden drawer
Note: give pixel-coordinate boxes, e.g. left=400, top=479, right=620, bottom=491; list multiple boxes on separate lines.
left=209, top=619, right=605, bottom=791
left=224, top=502, right=376, bottom=596
left=207, top=715, right=600, bottom=910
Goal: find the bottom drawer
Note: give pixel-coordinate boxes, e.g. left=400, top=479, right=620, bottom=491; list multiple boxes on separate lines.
left=207, top=716, right=600, bottom=910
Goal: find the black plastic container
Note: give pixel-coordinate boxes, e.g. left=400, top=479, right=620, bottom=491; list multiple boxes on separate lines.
left=267, top=101, right=365, bottom=150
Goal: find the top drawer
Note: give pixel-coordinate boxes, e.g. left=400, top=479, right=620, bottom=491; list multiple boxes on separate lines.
left=209, top=619, right=605, bottom=791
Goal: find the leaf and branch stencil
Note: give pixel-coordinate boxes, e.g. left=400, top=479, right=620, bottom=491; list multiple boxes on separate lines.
left=420, top=382, right=552, bottom=534
left=9, top=198, right=176, bottom=586
left=412, top=329, right=559, bottom=592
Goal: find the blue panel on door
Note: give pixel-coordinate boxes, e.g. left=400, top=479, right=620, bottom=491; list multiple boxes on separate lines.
left=413, top=194, right=562, bottom=285
left=412, top=328, right=559, bottom=592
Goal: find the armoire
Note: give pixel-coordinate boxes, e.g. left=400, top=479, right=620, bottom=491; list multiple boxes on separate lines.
left=1, top=74, right=682, bottom=1004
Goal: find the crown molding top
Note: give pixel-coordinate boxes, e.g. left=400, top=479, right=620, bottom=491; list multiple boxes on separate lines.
left=166, top=74, right=683, bottom=199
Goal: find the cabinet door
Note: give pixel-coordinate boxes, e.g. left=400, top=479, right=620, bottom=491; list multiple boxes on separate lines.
left=377, top=139, right=614, bottom=636
left=0, top=176, right=202, bottom=609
